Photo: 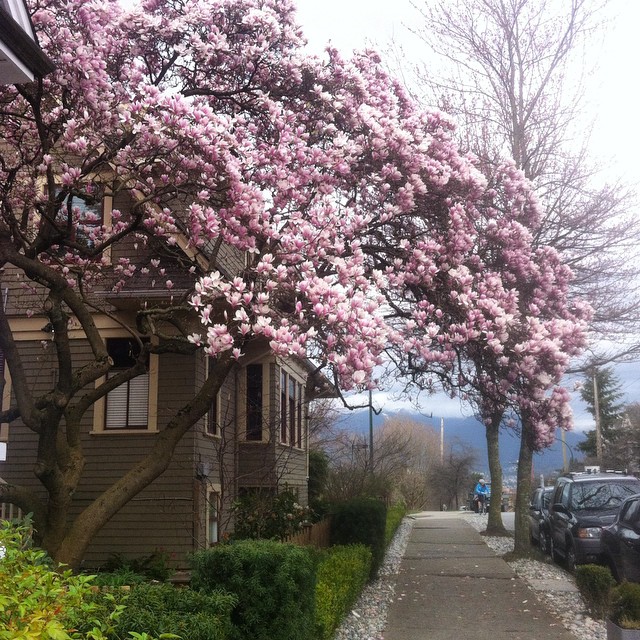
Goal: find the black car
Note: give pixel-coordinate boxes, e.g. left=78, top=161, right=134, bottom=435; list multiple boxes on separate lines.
left=529, top=486, right=553, bottom=553
left=601, top=493, right=640, bottom=583
left=547, top=472, right=640, bottom=571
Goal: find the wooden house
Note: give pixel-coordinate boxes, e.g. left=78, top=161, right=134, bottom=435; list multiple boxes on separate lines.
left=0, top=183, right=330, bottom=570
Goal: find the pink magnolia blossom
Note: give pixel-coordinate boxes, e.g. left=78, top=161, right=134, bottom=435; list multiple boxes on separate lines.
left=0, top=0, right=589, bottom=407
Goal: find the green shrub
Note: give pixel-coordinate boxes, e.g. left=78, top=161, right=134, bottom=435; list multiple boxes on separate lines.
left=575, top=564, right=615, bottom=619
left=611, top=582, right=640, bottom=629
left=65, top=589, right=129, bottom=639
left=231, top=489, right=312, bottom=541
left=107, top=583, right=236, bottom=640
left=385, top=503, right=406, bottom=545
left=0, top=518, right=122, bottom=639
left=101, top=550, right=174, bottom=582
left=191, top=539, right=316, bottom=640
left=330, top=498, right=387, bottom=578
left=314, top=545, right=372, bottom=640
left=91, top=567, right=148, bottom=588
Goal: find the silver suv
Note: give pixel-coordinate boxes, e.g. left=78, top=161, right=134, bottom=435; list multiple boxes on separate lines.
left=547, top=472, right=640, bottom=571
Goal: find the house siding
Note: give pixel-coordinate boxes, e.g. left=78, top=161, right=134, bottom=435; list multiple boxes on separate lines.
left=192, top=353, right=238, bottom=545
left=275, top=445, right=309, bottom=505
left=1, top=341, right=202, bottom=569
left=81, top=349, right=198, bottom=568
left=1, top=189, right=316, bottom=568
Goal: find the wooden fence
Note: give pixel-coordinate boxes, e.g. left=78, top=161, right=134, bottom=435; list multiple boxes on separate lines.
left=285, top=517, right=331, bottom=549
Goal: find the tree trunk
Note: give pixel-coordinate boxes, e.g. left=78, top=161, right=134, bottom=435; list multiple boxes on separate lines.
left=513, top=417, right=534, bottom=555
left=50, top=353, right=235, bottom=569
left=485, top=411, right=508, bottom=535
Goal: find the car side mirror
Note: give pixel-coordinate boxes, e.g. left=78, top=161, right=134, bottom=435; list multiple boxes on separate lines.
left=552, top=503, right=568, bottom=515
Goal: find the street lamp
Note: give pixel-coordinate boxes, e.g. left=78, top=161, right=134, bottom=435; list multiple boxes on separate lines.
left=368, top=389, right=382, bottom=472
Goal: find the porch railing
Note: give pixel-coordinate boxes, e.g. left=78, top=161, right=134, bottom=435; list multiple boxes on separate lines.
left=0, top=502, right=23, bottom=521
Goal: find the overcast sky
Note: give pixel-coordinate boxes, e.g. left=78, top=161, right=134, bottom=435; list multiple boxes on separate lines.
left=293, top=0, right=640, bottom=431
left=294, top=0, right=640, bottom=185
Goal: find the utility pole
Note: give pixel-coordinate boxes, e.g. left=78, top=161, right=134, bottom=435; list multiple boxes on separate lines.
left=368, top=389, right=374, bottom=472
left=593, top=369, right=604, bottom=469
left=440, top=417, right=444, bottom=463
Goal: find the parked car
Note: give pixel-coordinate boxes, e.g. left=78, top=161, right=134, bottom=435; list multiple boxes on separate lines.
left=547, top=472, right=640, bottom=571
left=529, top=486, right=553, bottom=554
left=601, top=493, right=640, bottom=583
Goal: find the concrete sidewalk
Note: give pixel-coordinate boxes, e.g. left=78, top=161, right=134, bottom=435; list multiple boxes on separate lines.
left=383, top=512, right=577, bottom=640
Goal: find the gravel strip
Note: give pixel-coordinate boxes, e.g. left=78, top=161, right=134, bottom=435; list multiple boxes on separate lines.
left=333, top=513, right=607, bottom=640
left=333, top=518, right=413, bottom=640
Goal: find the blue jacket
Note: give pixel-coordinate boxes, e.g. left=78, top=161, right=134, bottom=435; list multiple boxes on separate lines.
left=475, top=482, right=490, bottom=497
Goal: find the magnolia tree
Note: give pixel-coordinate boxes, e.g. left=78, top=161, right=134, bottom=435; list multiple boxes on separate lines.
left=0, top=0, right=588, bottom=568
left=379, top=160, right=591, bottom=545
left=410, top=0, right=639, bottom=359
left=0, top=0, right=396, bottom=567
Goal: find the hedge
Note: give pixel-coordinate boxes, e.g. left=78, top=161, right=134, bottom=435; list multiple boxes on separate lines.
left=314, top=544, right=372, bottom=640
left=330, top=498, right=387, bottom=578
left=190, top=539, right=316, bottom=640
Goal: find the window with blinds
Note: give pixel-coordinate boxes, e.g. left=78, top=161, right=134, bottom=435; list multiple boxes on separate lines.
left=104, top=338, right=149, bottom=430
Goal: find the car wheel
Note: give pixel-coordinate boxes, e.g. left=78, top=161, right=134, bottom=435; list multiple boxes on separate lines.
left=565, top=542, right=577, bottom=572
left=540, top=530, right=550, bottom=555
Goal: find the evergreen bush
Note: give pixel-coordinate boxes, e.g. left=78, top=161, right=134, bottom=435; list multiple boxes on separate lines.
left=107, top=583, right=236, bottom=640
left=330, top=498, right=387, bottom=577
left=100, top=550, right=174, bottom=582
left=575, top=564, right=615, bottom=619
left=385, top=503, right=406, bottom=545
left=231, top=489, right=312, bottom=541
left=0, top=519, right=123, bottom=639
left=190, top=539, right=316, bottom=640
left=611, top=582, right=640, bottom=629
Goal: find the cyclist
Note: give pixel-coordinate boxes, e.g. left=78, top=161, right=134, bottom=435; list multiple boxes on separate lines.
left=475, top=478, right=490, bottom=514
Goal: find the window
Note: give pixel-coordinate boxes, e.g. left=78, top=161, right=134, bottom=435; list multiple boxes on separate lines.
left=279, top=367, right=305, bottom=449
left=205, top=358, right=221, bottom=436
left=105, top=338, right=149, bottom=429
left=207, top=392, right=220, bottom=436
left=288, top=376, right=296, bottom=445
left=297, top=382, right=303, bottom=448
left=571, top=481, right=640, bottom=511
left=92, top=337, right=158, bottom=433
left=280, top=370, right=288, bottom=443
left=246, top=364, right=263, bottom=441
left=621, top=499, right=640, bottom=527
left=206, top=490, right=220, bottom=545
left=0, top=355, right=10, bottom=445
left=244, top=362, right=306, bottom=445
left=55, top=185, right=104, bottom=249
left=560, top=482, right=571, bottom=509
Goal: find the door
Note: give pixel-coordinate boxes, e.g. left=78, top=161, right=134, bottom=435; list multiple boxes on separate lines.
left=616, top=497, right=640, bottom=582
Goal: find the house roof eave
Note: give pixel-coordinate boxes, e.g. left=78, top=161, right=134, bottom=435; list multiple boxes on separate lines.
left=0, top=6, right=54, bottom=83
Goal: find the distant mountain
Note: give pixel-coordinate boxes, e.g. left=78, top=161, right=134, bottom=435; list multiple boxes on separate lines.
left=337, top=408, right=587, bottom=481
